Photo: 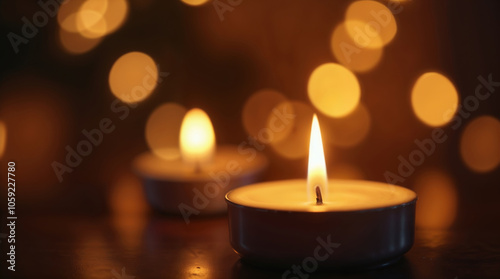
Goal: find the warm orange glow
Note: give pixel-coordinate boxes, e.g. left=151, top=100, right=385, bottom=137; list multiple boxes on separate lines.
left=57, top=0, right=86, bottom=33
left=329, top=164, right=365, bottom=180
left=0, top=80, right=70, bottom=190
left=100, top=0, right=128, bottom=35
left=146, top=103, right=187, bottom=161
left=58, top=0, right=128, bottom=39
left=181, top=0, right=210, bottom=6
left=58, top=28, right=102, bottom=54
left=270, top=101, right=313, bottom=159
left=110, top=172, right=148, bottom=215
left=321, top=103, right=371, bottom=148
left=265, top=101, right=295, bottom=144
left=308, top=63, right=361, bottom=118
left=0, top=121, right=6, bottom=159
left=460, top=116, right=500, bottom=172
left=76, top=0, right=108, bottom=39
left=414, top=170, right=457, bottom=229
left=411, top=72, right=459, bottom=127
left=345, top=1, right=397, bottom=49
left=180, top=108, right=216, bottom=168
left=109, top=52, right=158, bottom=103
left=242, top=89, right=287, bottom=142
left=330, top=23, right=383, bottom=73
left=307, top=114, right=328, bottom=203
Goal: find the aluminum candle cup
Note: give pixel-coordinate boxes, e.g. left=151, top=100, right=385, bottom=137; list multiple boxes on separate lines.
left=226, top=179, right=417, bottom=270
left=134, top=146, right=268, bottom=215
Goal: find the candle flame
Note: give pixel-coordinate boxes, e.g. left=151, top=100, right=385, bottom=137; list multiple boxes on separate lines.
left=307, top=114, right=328, bottom=203
left=180, top=108, right=215, bottom=169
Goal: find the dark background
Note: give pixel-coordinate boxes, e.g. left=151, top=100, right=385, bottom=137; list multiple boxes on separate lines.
left=0, top=0, right=499, bottom=278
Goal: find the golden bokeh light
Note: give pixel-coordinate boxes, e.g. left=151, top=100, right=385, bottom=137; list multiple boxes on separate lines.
left=320, top=103, right=371, bottom=148
left=146, top=103, right=187, bottom=161
left=76, top=1, right=108, bottom=39
left=265, top=101, right=296, bottom=144
left=58, top=0, right=128, bottom=39
left=330, top=23, right=383, bottom=73
left=181, top=0, right=210, bottom=6
left=109, top=52, right=158, bottom=103
left=308, top=63, right=361, bottom=118
left=99, top=0, right=129, bottom=35
left=57, top=0, right=87, bottom=33
left=411, top=72, right=459, bottom=127
left=270, top=101, right=314, bottom=159
left=413, top=170, right=458, bottom=229
left=345, top=0, right=397, bottom=49
left=242, top=89, right=288, bottom=142
left=0, top=121, right=6, bottom=158
left=179, top=108, right=216, bottom=167
left=59, top=28, right=102, bottom=54
left=460, top=116, right=500, bottom=173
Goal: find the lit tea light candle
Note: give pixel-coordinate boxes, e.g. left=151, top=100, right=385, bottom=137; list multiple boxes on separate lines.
left=134, top=108, right=267, bottom=220
left=226, top=115, right=417, bottom=270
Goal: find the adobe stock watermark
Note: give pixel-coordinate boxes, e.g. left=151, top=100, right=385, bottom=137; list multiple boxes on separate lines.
left=384, top=74, right=500, bottom=184
left=51, top=65, right=169, bottom=183
left=339, top=0, right=405, bottom=64
left=178, top=105, right=296, bottom=224
left=212, top=0, right=243, bottom=22
left=7, top=0, right=65, bottom=54
left=282, top=235, right=341, bottom=279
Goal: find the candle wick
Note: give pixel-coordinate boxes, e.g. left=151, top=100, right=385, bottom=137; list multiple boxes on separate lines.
left=315, top=186, right=323, bottom=205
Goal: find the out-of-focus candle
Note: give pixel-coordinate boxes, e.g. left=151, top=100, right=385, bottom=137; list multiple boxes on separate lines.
left=226, top=115, right=417, bottom=270
left=134, top=108, right=267, bottom=220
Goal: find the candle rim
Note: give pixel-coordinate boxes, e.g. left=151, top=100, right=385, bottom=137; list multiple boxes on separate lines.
left=133, top=146, right=268, bottom=181
left=226, top=179, right=417, bottom=213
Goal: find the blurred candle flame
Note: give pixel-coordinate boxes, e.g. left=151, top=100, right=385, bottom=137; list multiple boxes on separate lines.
left=180, top=108, right=216, bottom=169
left=307, top=114, right=328, bottom=203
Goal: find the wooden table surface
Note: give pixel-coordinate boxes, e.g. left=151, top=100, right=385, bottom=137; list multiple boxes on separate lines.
left=3, top=211, right=499, bottom=279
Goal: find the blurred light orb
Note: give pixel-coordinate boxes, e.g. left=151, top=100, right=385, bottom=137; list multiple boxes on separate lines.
left=413, top=170, right=457, bottom=229
left=0, top=121, right=6, bottom=158
left=59, top=27, right=102, bottom=54
left=100, top=0, right=129, bottom=33
left=58, top=0, right=128, bottom=39
left=270, top=101, right=314, bottom=159
left=242, top=89, right=288, bottom=143
left=308, top=63, right=361, bottom=118
left=345, top=0, right=397, bottom=49
left=411, top=72, right=459, bottom=127
left=265, top=101, right=296, bottom=144
left=320, top=103, right=371, bottom=148
left=146, top=103, right=187, bottom=161
left=331, top=23, right=383, bottom=73
left=76, top=2, right=108, bottom=39
left=460, top=116, right=500, bottom=173
left=58, top=0, right=87, bottom=32
left=181, top=0, right=210, bottom=6
left=109, top=52, right=158, bottom=103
